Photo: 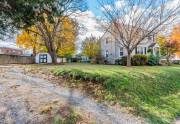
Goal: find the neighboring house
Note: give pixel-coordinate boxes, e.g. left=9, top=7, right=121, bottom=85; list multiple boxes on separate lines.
left=81, top=56, right=90, bottom=63
left=0, top=47, right=23, bottom=56
left=101, top=29, right=160, bottom=64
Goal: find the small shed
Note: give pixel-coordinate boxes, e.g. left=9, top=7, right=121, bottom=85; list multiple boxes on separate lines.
left=35, top=53, right=52, bottom=64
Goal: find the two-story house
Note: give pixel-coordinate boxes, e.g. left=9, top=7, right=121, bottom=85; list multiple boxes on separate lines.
left=100, top=27, right=160, bottom=64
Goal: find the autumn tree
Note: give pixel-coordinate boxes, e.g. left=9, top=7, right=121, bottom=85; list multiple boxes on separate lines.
left=17, top=17, right=77, bottom=61
left=98, top=0, right=180, bottom=66
left=56, top=17, right=77, bottom=57
left=26, top=1, right=86, bottom=64
left=164, top=40, right=179, bottom=65
left=157, top=35, right=167, bottom=56
left=171, top=24, right=180, bottom=41
left=16, top=28, right=46, bottom=57
left=170, top=24, right=180, bottom=58
left=158, top=35, right=179, bottom=65
left=1, top=0, right=87, bottom=64
left=82, top=37, right=101, bottom=59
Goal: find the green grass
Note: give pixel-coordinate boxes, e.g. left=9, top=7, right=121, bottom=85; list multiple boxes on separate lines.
left=42, top=63, right=180, bottom=124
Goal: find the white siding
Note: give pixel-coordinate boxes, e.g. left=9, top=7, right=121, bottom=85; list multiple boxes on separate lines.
left=35, top=53, right=52, bottom=64
left=101, top=34, right=159, bottom=64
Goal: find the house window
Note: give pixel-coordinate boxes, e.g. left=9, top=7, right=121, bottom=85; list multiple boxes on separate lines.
left=136, top=47, right=144, bottom=54
left=120, top=47, right=123, bottom=56
left=106, top=38, right=109, bottom=44
left=144, top=47, right=147, bottom=54
left=105, top=50, right=109, bottom=58
left=39, top=54, right=48, bottom=63
left=106, top=37, right=111, bottom=44
left=148, top=36, right=152, bottom=40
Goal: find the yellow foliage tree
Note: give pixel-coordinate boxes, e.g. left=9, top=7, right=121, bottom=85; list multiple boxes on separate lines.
left=16, top=27, right=46, bottom=56
left=82, top=37, right=101, bottom=59
left=56, top=17, right=77, bottom=57
left=17, top=16, right=77, bottom=59
left=157, top=35, right=167, bottom=56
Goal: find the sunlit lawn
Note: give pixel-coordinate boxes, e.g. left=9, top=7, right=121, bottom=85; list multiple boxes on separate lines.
left=30, top=63, right=180, bottom=124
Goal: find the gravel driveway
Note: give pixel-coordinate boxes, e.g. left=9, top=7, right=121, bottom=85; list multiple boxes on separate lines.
left=0, top=65, right=146, bottom=124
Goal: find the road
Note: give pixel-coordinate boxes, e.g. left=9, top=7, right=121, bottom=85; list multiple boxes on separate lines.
left=0, top=65, right=146, bottom=124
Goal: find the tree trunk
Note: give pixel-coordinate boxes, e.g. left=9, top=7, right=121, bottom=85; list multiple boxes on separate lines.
left=49, top=51, right=57, bottom=64
left=166, top=56, right=171, bottom=66
left=32, top=46, right=36, bottom=63
left=127, top=51, right=131, bottom=67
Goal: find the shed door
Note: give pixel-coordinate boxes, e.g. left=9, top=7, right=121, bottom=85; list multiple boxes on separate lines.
left=39, top=54, right=47, bottom=63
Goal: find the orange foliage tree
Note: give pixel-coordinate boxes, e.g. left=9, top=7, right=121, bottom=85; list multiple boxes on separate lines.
left=170, top=24, right=180, bottom=58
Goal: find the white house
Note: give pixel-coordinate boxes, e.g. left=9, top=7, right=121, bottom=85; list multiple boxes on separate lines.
left=101, top=32, right=160, bottom=64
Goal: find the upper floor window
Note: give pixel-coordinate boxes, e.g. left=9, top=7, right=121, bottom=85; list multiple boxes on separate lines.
left=148, top=36, right=152, bottom=40
left=105, top=50, right=109, bottom=58
left=106, top=37, right=111, bottom=44
left=120, top=47, right=123, bottom=56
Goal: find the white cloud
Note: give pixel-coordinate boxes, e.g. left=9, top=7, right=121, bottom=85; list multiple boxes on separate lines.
left=73, top=11, right=103, bottom=41
left=71, top=11, right=104, bottom=53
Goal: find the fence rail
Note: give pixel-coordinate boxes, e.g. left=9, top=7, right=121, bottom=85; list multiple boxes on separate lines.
left=0, top=54, right=34, bottom=64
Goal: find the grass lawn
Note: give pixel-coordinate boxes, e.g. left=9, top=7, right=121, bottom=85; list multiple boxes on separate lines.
left=38, top=63, right=180, bottom=124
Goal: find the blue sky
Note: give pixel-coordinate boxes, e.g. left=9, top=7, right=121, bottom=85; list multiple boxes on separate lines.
left=88, top=0, right=102, bottom=16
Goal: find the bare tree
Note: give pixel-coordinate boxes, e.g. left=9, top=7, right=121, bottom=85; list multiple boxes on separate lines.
left=98, top=0, right=180, bottom=66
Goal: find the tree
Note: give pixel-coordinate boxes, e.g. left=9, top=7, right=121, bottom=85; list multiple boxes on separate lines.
left=98, top=0, right=180, bottom=66
left=0, top=0, right=86, bottom=37
left=8, top=0, right=87, bottom=63
left=157, top=35, right=179, bottom=65
left=164, top=40, right=179, bottom=65
left=171, top=24, right=180, bottom=41
left=82, top=37, right=101, bottom=59
left=16, top=28, right=46, bottom=57
left=157, top=35, right=167, bottom=56
left=0, top=0, right=57, bottom=38
left=17, top=16, right=77, bottom=61
left=170, top=24, right=180, bottom=60
left=56, top=17, right=77, bottom=57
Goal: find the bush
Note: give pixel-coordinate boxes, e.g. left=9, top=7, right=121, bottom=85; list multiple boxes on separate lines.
left=115, top=56, right=128, bottom=66
left=173, top=60, right=180, bottom=65
left=147, top=55, right=160, bottom=66
left=132, top=54, right=148, bottom=66
left=115, top=58, right=121, bottom=65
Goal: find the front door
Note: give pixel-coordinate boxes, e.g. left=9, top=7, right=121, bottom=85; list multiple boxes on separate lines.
left=39, top=54, right=47, bottom=63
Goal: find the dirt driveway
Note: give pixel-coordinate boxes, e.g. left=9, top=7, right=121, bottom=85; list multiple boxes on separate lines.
left=0, top=65, right=146, bottom=124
